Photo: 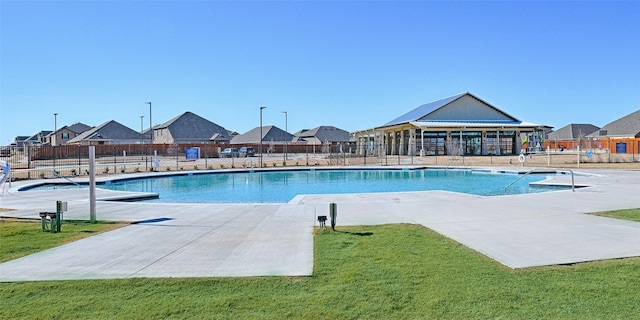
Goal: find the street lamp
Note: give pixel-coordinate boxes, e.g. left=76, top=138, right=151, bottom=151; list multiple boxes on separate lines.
left=145, top=102, right=153, bottom=144
left=140, top=115, right=145, bottom=146
left=281, top=111, right=288, bottom=161
left=260, top=106, right=266, bottom=167
left=53, top=113, right=58, bottom=168
left=145, top=102, right=152, bottom=171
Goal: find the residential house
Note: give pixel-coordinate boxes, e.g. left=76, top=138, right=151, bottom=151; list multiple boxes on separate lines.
left=12, top=136, right=30, bottom=147
left=588, top=109, right=640, bottom=154
left=48, top=122, right=92, bottom=146
left=25, top=131, right=53, bottom=146
left=293, top=126, right=352, bottom=146
left=152, top=112, right=231, bottom=144
left=548, top=124, right=600, bottom=141
left=66, top=120, right=144, bottom=145
left=231, top=125, right=294, bottom=148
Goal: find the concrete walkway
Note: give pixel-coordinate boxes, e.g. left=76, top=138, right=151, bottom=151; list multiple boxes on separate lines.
left=1, top=167, right=639, bottom=282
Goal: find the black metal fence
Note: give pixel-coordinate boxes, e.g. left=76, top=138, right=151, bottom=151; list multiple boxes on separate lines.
left=1, top=140, right=638, bottom=182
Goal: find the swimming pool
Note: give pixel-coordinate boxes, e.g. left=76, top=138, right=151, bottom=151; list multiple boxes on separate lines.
left=87, top=168, right=555, bottom=203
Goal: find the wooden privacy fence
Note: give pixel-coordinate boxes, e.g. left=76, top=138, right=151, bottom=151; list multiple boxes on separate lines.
left=544, top=138, right=640, bottom=154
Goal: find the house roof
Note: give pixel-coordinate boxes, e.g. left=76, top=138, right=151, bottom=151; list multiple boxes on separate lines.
left=294, top=126, right=352, bottom=143
left=67, top=120, right=143, bottom=143
left=47, top=123, right=92, bottom=137
left=231, top=126, right=294, bottom=144
left=67, top=122, right=92, bottom=134
left=382, top=92, right=521, bottom=127
left=27, top=131, right=52, bottom=141
left=548, top=124, right=600, bottom=140
left=588, top=109, right=640, bottom=138
left=156, top=111, right=230, bottom=141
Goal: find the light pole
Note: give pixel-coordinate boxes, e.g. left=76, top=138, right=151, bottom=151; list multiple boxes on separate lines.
left=145, top=102, right=152, bottom=170
left=145, top=102, right=153, bottom=143
left=281, top=111, right=288, bottom=161
left=260, top=106, right=266, bottom=167
left=140, top=115, right=145, bottom=144
left=53, top=113, right=58, bottom=168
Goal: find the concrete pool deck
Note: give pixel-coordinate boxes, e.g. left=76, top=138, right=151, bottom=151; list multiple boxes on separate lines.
left=1, top=166, right=639, bottom=282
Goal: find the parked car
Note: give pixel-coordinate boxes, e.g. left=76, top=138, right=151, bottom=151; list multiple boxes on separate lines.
left=220, top=147, right=239, bottom=158
left=0, top=148, right=10, bottom=157
left=239, top=146, right=255, bottom=157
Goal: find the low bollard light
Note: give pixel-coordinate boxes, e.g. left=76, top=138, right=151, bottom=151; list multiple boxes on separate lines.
left=329, top=203, right=337, bottom=231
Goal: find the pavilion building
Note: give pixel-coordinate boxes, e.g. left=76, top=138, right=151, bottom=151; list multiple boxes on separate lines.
left=354, top=92, right=551, bottom=157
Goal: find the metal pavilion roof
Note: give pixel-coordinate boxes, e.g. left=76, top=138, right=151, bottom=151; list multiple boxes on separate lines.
left=382, top=92, right=523, bottom=128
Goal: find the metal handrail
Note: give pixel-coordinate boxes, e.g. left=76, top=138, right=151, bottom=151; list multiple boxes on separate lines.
left=51, top=170, right=81, bottom=187
left=505, top=168, right=575, bottom=192
left=564, top=170, right=575, bottom=192
left=446, top=158, right=460, bottom=169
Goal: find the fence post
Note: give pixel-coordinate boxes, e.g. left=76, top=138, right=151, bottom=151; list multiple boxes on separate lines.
left=89, top=146, right=96, bottom=223
left=27, top=145, right=32, bottom=180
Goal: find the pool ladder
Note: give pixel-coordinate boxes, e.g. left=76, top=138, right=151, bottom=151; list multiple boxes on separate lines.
left=51, top=170, right=81, bottom=187
left=504, top=169, right=574, bottom=192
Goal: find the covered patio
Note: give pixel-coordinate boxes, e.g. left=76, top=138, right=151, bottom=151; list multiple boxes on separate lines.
left=355, top=92, right=550, bottom=157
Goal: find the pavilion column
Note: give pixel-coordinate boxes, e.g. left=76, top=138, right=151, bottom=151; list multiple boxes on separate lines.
left=420, top=128, right=425, bottom=157
left=399, top=130, right=405, bottom=156
left=391, top=131, right=397, bottom=155
left=481, top=131, right=488, bottom=156
left=497, top=130, right=501, bottom=155
left=408, top=128, right=416, bottom=156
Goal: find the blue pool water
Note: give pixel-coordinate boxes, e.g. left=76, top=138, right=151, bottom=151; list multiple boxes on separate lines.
left=91, top=169, right=552, bottom=203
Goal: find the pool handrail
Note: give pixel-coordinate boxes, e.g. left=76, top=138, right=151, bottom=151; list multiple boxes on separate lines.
left=51, top=170, right=81, bottom=187
left=504, top=169, right=575, bottom=193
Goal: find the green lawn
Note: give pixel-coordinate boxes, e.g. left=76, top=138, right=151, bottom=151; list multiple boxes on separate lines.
left=1, top=216, right=639, bottom=319
left=589, top=208, right=640, bottom=222
left=0, top=218, right=127, bottom=263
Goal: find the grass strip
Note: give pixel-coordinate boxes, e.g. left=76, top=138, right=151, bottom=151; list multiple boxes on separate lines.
left=0, top=218, right=128, bottom=262
left=589, top=208, right=640, bottom=222
left=1, top=223, right=638, bottom=319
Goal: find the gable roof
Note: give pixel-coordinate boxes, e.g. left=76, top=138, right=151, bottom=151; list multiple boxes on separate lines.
left=231, top=126, right=294, bottom=144
left=548, top=124, right=600, bottom=140
left=67, top=122, right=92, bottom=134
left=67, top=120, right=143, bottom=143
left=383, top=92, right=520, bottom=127
left=588, top=109, right=640, bottom=138
left=27, top=131, right=52, bottom=141
left=155, top=112, right=230, bottom=142
left=294, top=126, right=352, bottom=143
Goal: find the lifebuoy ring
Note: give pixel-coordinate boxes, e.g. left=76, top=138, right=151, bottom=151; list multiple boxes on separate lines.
left=518, top=154, right=526, bottom=163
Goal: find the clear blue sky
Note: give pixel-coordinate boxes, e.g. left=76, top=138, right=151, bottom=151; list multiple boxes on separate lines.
left=1, top=1, right=639, bottom=145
